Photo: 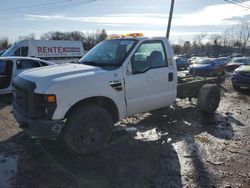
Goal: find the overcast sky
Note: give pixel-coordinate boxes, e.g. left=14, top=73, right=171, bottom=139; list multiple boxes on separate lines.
left=1, top=0, right=250, bottom=43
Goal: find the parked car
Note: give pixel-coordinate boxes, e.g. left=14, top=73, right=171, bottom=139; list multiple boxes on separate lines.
left=177, top=54, right=191, bottom=60
left=230, top=54, right=243, bottom=58
left=217, top=57, right=231, bottom=64
left=226, top=57, right=248, bottom=72
left=232, top=59, right=250, bottom=91
left=189, top=58, right=226, bottom=77
left=174, top=56, right=189, bottom=70
left=0, top=57, right=55, bottom=94
left=188, top=56, right=203, bottom=64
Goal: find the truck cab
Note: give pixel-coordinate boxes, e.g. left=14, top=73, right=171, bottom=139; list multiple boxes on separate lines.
left=12, top=35, right=177, bottom=154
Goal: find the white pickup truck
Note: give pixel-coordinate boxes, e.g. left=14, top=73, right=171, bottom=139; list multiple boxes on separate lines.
left=12, top=36, right=222, bottom=154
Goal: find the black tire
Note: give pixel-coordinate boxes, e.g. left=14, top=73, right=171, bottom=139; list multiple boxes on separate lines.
left=64, top=104, right=113, bottom=155
left=232, top=84, right=240, bottom=91
left=198, top=84, right=221, bottom=114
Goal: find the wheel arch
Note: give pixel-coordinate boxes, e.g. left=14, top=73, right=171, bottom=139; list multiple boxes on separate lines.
left=64, top=96, right=120, bottom=123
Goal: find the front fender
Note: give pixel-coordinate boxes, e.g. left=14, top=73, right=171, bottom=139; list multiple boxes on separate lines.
left=44, top=76, right=126, bottom=121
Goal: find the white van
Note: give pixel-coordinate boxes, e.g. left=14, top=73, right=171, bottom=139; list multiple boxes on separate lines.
left=1, top=40, right=84, bottom=64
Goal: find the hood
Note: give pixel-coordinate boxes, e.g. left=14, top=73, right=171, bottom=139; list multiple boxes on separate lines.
left=228, top=62, right=244, bottom=66
left=18, top=63, right=105, bottom=92
left=238, top=65, right=250, bottom=73
left=190, top=64, right=212, bottom=69
left=20, top=63, right=102, bottom=80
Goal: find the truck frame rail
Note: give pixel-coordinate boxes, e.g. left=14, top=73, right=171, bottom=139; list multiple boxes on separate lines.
left=177, top=76, right=225, bottom=99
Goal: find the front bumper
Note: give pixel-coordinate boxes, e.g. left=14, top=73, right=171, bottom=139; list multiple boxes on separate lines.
left=232, top=74, right=250, bottom=88
left=13, top=104, right=64, bottom=139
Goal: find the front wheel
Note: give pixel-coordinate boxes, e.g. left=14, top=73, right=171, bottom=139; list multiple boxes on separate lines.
left=64, top=104, right=114, bottom=155
left=198, top=84, right=221, bottom=114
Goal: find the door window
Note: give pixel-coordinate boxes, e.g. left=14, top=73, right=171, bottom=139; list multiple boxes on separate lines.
left=14, top=48, right=21, bottom=56
left=0, top=61, right=7, bottom=75
left=16, top=60, right=41, bottom=69
left=0, top=61, right=13, bottom=89
left=131, top=41, right=168, bottom=74
left=21, top=47, right=28, bottom=56
left=13, top=47, right=28, bottom=56
left=39, top=61, right=49, bottom=66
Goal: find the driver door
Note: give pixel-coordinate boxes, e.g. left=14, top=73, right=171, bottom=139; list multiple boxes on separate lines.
left=0, top=60, right=13, bottom=90
left=124, top=40, right=176, bottom=116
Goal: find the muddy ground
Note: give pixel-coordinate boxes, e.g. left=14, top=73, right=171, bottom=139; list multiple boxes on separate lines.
left=0, top=76, right=250, bottom=188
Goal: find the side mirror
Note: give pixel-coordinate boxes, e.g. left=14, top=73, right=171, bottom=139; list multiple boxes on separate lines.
left=16, top=61, right=21, bottom=69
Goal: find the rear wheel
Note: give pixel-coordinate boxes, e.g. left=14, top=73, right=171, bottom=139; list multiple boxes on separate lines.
left=198, top=84, right=221, bottom=114
left=64, top=104, right=113, bottom=155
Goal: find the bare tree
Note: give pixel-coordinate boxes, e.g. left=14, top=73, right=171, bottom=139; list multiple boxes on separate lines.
left=236, top=20, right=250, bottom=55
left=40, top=31, right=67, bottom=40
left=209, top=34, right=223, bottom=57
left=67, top=31, right=85, bottom=41
left=95, top=29, right=108, bottom=43
left=0, top=36, right=11, bottom=50
left=40, top=30, right=107, bottom=50
left=181, top=41, right=191, bottom=54
left=222, top=27, right=235, bottom=48
left=193, top=33, right=207, bottom=46
left=172, top=44, right=182, bottom=54
left=18, top=33, right=35, bottom=40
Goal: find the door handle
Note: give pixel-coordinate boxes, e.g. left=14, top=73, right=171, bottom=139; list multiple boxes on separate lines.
left=109, top=80, right=122, bottom=91
left=168, top=72, right=173, bottom=82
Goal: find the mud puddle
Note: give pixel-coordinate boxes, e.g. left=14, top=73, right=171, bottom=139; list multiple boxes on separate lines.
left=0, top=154, right=17, bottom=188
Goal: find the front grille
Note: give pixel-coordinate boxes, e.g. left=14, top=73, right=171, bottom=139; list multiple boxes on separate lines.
left=12, top=77, right=56, bottom=120
left=12, top=77, right=36, bottom=117
left=13, top=82, right=27, bottom=112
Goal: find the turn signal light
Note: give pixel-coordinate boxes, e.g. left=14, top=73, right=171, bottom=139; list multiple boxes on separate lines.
left=45, top=95, right=56, bottom=103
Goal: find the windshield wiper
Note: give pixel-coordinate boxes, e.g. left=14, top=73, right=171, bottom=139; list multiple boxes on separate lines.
left=81, top=61, right=119, bottom=67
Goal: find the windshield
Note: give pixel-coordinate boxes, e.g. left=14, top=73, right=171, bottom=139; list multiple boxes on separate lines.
left=79, top=39, right=137, bottom=66
left=1, top=44, right=17, bottom=57
left=196, top=59, right=214, bottom=64
left=245, top=59, right=250, bottom=65
left=232, top=58, right=247, bottom=64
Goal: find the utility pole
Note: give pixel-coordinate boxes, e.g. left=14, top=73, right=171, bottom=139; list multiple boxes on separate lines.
left=166, top=0, right=175, bottom=39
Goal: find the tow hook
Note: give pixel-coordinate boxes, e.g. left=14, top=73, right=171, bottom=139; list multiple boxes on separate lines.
left=52, top=123, right=64, bottom=134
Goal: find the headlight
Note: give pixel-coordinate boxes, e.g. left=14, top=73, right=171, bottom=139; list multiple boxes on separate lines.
left=233, top=69, right=239, bottom=75
left=35, top=94, right=57, bottom=119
